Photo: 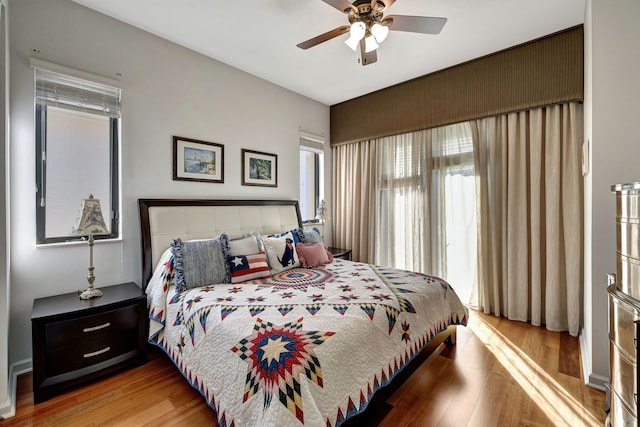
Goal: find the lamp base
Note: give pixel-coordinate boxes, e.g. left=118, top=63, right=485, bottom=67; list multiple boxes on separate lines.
left=78, top=287, right=103, bottom=300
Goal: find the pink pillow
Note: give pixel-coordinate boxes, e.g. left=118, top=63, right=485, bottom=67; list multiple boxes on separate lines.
left=295, top=242, right=333, bottom=268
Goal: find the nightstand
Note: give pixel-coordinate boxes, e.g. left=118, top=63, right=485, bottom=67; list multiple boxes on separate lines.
left=31, top=282, right=146, bottom=403
left=327, top=247, right=352, bottom=261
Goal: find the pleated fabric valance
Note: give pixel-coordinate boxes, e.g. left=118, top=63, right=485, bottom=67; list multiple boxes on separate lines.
left=330, top=25, right=584, bottom=146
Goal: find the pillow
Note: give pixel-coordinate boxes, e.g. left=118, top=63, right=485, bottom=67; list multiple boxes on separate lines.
left=270, top=228, right=305, bottom=244
left=171, top=235, right=231, bottom=292
left=227, top=252, right=271, bottom=283
left=262, top=231, right=301, bottom=274
left=227, top=231, right=263, bottom=256
left=301, top=227, right=323, bottom=244
left=296, top=242, right=333, bottom=268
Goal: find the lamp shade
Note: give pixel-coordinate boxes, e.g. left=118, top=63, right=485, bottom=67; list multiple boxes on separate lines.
left=371, top=22, right=390, bottom=43
left=345, top=21, right=366, bottom=51
left=71, top=194, right=109, bottom=236
left=364, top=34, right=379, bottom=53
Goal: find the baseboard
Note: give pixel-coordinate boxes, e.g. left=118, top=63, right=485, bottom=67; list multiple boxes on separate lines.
left=0, top=395, right=10, bottom=419
left=0, top=358, right=32, bottom=419
left=579, top=332, right=608, bottom=392
left=586, top=373, right=608, bottom=392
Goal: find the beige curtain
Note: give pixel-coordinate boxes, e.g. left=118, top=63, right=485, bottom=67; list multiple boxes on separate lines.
left=470, top=102, right=583, bottom=335
left=372, top=124, right=475, bottom=280
left=332, top=140, right=377, bottom=263
left=333, top=123, right=477, bottom=304
left=372, top=131, right=433, bottom=273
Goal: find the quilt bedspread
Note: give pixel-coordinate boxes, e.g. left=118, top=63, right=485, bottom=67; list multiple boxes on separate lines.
left=146, top=257, right=468, bottom=427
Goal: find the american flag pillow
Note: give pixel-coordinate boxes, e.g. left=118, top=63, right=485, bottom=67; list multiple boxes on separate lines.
left=227, top=252, right=271, bottom=283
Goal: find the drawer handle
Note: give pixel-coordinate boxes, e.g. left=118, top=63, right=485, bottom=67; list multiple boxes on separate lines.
left=83, top=347, right=110, bottom=358
left=83, top=322, right=111, bottom=333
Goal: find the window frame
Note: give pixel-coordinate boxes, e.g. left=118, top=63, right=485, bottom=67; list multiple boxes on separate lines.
left=35, top=103, right=120, bottom=245
left=299, top=131, right=325, bottom=223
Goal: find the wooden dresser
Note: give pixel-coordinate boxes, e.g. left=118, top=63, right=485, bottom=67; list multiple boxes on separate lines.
left=608, top=182, right=640, bottom=426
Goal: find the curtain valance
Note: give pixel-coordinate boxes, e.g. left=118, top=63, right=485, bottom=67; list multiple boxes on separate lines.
left=330, top=26, right=583, bottom=146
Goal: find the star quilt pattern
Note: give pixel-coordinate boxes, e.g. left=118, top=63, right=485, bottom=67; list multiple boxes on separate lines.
left=146, top=258, right=468, bottom=427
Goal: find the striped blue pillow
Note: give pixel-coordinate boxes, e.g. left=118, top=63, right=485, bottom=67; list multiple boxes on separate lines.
left=171, top=235, right=231, bottom=291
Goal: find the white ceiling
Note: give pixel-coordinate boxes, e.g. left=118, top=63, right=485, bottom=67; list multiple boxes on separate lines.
left=71, top=0, right=585, bottom=106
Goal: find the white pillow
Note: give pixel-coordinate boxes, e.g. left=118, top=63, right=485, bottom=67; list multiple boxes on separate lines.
left=227, top=231, right=263, bottom=256
left=262, top=231, right=301, bottom=274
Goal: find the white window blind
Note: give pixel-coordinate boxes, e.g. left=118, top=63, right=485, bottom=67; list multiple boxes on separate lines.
left=34, top=66, right=121, bottom=119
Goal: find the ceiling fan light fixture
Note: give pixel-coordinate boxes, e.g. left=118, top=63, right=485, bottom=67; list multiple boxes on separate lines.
left=297, top=0, right=448, bottom=67
left=345, top=34, right=361, bottom=51
left=371, top=22, right=389, bottom=43
left=364, top=34, right=379, bottom=53
left=351, top=21, right=366, bottom=37
left=344, top=36, right=358, bottom=51
left=345, top=21, right=366, bottom=51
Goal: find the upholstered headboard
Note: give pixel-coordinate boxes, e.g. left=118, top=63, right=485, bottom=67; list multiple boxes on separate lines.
left=138, top=199, right=303, bottom=288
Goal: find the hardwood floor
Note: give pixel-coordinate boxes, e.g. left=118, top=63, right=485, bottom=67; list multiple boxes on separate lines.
left=1, top=310, right=606, bottom=426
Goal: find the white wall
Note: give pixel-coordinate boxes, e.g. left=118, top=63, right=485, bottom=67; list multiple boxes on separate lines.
left=8, top=0, right=330, bottom=371
left=0, top=0, right=9, bottom=418
left=582, top=0, right=640, bottom=387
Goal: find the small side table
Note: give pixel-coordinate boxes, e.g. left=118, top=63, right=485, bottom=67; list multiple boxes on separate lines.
left=327, top=247, right=352, bottom=261
left=31, top=282, right=146, bottom=402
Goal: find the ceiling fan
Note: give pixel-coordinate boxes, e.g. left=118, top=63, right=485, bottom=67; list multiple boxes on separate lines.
left=297, top=0, right=447, bottom=66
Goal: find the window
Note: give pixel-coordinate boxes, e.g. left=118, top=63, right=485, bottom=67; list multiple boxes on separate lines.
left=34, top=64, right=121, bottom=244
left=373, top=124, right=476, bottom=304
left=440, top=133, right=476, bottom=305
left=299, top=131, right=325, bottom=222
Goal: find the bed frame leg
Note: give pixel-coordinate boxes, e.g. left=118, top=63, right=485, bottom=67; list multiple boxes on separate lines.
left=444, top=326, right=457, bottom=347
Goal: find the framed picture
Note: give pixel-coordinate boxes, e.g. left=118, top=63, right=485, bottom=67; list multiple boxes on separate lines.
left=241, top=149, right=277, bottom=187
left=173, top=136, right=224, bottom=183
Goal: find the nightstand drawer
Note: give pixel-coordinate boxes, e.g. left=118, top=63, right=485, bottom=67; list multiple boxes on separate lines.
left=45, top=305, right=139, bottom=349
left=46, top=326, right=140, bottom=377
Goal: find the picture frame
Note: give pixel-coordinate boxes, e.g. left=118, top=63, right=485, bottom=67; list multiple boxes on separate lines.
left=173, top=136, right=224, bottom=183
left=241, top=149, right=277, bottom=187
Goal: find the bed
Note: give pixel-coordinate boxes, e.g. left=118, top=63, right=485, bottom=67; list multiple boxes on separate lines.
left=139, top=198, right=468, bottom=427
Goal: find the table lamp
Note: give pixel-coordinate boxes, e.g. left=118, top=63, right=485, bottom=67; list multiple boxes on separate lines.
left=71, top=194, right=109, bottom=300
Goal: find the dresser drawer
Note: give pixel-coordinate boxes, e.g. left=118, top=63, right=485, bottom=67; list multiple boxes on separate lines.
left=616, top=191, right=640, bottom=222
left=610, top=342, right=637, bottom=416
left=45, top=305, right=139, bottom=349
left=610, top=388, right=637, bottom=427
left=617, top=254, right=640, bottom=301
left=609, top=294, right=639, bottom=359
left=617, top=220, right=640, bottom=260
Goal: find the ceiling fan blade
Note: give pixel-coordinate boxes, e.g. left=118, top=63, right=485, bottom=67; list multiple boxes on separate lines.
left=358, top=39, right=377, bottom=66
left=321, top=0, right=358, bottom=13
left=297, top=26, right=350, bottom=50
left=385, top=15, right=447, bottom=34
